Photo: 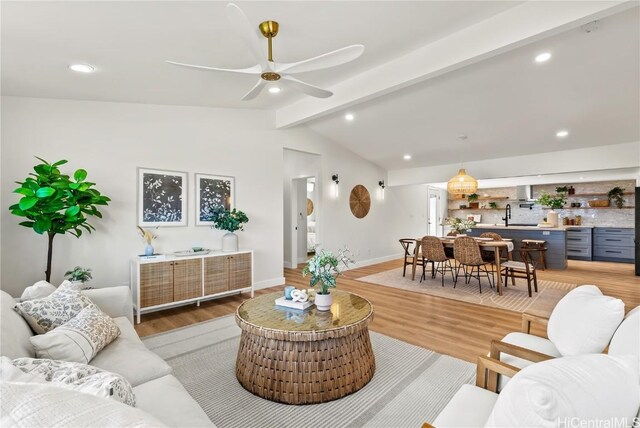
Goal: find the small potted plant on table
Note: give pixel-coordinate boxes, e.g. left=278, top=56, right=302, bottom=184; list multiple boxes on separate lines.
left=537, top=191, right=567, bottom=227
left=302, top=248, right=354, bottom=311
left=64, top=266, right=92, bottom=288
left=209, top=207, right=249, bottom=252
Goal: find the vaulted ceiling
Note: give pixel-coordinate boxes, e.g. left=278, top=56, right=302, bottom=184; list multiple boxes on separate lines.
left=2, top=1, right=638, bottom=171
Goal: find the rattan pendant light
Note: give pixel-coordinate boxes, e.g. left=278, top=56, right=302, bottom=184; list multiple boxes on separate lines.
left=447, top=135, right=478, bottom=195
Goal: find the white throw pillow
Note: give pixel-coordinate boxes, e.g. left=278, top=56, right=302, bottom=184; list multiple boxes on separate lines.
left=485, top=354, right=639, bottom=428
left=1, top=381, right=165, bottom=428
left=30, top=305, right=120, bottom=364
left=547, top=285, right=624, bottom=356
left=14, top=281, right=92, bottom=334
left=10, top=357, right=135, bottom=406
left=19, top=280, right=56, bottom=302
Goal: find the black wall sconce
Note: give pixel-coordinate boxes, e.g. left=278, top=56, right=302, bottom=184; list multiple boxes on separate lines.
left=378, top=180, right=385, bottom=189
left=332, top=174, right=340, bottom=184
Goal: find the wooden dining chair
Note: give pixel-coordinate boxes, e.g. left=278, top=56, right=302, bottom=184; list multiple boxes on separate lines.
left=421, top=236, right=454, bottom=286
left=500, top=248, right=539, bottom=297
left=453, top=237, right=494, bottom=293
left=399, top=238, right=425, bottom=277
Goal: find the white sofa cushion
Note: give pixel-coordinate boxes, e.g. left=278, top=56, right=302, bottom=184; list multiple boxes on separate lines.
left=0, top=291, right=35, bottom=359
left=9, top=357, right=135, bottom=406
left=134, top=374, right=215, bottom=427
left=13, top=281, right=92, bottom=334
left=30, top=305, right=121, bottom=364
left=90, top=317, right=172, bottom=387
left=608, top=306, right=640, bottom=370
left=20, top=281, right=56, bottom=302
left=1, top=380, right=165, bottom=427
left=547, top=285, right=624, bottom=356
left=432, top=384, right=498, bottom=427
left=498, top=332, right=562, bottom=391
left=485, top=354, right=639, bottom=427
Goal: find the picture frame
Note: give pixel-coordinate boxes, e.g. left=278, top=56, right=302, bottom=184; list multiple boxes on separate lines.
left=195, top=173, right=235, bottom=226
left=137, top=167, right=188, bottom=227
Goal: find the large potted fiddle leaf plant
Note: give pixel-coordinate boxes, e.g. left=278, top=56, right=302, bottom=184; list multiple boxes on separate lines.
left=9, top=158, right=110, bottom=281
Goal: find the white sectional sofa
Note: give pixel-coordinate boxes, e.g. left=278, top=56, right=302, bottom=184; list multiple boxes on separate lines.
left=1, top=286, right=214, bottom=427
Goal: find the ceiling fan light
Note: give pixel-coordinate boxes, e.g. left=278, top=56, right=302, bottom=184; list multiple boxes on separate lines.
left=447, top=168, right=478, bottom=194
left=268, top=86, right=281, bottom=94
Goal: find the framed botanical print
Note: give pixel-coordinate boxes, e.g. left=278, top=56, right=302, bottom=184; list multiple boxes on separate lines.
left=195, top=173, right=234, bottom=226
left=138, top=168, right=188, bottom=227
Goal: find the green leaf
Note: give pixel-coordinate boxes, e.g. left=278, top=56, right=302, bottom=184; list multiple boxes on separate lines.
left=33, top=218, right=52, bottom=234
left=74, top=169, right=87, bottom=182
left=52, top=160, right=68, bottom=167
left=65, top=206, right=80, bottom=217
left=14, top=188, right=34, bottom=197
left=69, top=182, right=80, bottom=190
left=19, top=221, right=35, bottom=228
left=18, top=196, right=38, bottom=210
left=35, top=187, right=56, bottom=198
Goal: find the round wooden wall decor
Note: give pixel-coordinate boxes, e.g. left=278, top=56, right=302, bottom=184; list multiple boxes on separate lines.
left=307, top=198, right=314, bottom=216
left=349, top=185, right=371, bottom=219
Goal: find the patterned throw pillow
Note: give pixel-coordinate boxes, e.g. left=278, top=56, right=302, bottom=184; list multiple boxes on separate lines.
left=11, top=357, right=136, bottom=406
left=14, top=281, right=92, bottom=334
left=30, top=304, right=121, bottom=364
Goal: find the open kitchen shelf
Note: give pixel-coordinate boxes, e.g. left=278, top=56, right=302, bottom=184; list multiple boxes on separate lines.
left=541, top=206, right=634, bottom=210
left=448, top=195, right=509, bottom=201
left=567, top=192, right=635, bottom=197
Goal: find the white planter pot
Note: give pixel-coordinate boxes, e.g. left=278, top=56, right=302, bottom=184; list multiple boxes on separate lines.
left=222, top=232, right=239, bottom=252
left=314, top=292, right=333, bottom=311
left=547, top=210, right=559, bottom=228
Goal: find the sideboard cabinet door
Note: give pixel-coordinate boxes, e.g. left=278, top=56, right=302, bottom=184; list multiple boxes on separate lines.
left=173, top=258, right=203, bottom=302
left=228, top=253, right=252, bottom=291
left=204, top=256, right=228, bottom=295
left=140, top=261, right=173, bottom=308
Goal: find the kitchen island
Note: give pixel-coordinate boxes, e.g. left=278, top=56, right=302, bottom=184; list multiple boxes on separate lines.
left=467, top=225, right=568, bottom=270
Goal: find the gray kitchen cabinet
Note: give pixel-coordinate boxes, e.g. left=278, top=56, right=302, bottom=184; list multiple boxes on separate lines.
left=593, top=228, right=634, bottom=263
left=566, top=227, right=592, bottom=261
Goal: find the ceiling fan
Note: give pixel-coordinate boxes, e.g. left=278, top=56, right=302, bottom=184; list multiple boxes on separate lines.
left=167, top=3, right=365, bottom=101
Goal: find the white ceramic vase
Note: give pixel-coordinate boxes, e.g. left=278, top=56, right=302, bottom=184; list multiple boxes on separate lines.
left=314, top=292, right=333, bottom=311
left=222, top=232, right=238, bottom=252
left=547, top=210, right=559, bottom=228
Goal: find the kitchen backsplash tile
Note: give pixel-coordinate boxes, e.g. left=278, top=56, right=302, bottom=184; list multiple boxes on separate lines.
left=447, top=180, right=635, bottom=228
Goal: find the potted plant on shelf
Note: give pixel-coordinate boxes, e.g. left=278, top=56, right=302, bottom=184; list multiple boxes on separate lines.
left=467, top=193, right=480, bottom=209
left=555, top=186, right=569, bottom=194
left=536, top=191, right=567, bottom=227
left=607, top=187, right=625, bottom=209
left=9, top=158, right=110, bottom=282
left=443, top=217, right=476, bottom=236
left=209, top=207, right=249, bottom=252
left=302, top=247, right=354, bottom=311
left=64, top=266, right=92, bottom=288
left=488, top=202, right=498, bottom=210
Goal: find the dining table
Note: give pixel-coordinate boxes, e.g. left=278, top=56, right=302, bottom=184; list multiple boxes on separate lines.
left=410, top=236, right=514, bottom=296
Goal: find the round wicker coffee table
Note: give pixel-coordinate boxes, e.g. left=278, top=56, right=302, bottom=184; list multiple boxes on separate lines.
left=235, top=289, right=375, bottom=404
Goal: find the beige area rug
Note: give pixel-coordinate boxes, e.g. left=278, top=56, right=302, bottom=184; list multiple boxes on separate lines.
left=357, top=267, right=576, bottom=313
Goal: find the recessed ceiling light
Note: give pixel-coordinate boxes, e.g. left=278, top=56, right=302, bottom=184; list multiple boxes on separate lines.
left=69, top=64, right=95, bottom=73
left=403, top=154, right=412, bottom=160
left=535, top=52, right=552, bottom=63
left=579, top=176, right=585, bottom=180
left=556, top=130, right=569, bottom=138
left=345, top=113, right=355, bottom=121
left=268, top=86, right=281, bottom=94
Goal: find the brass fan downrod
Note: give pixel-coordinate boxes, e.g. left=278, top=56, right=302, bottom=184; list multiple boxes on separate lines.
left=259, top=20, right=281, bottom=81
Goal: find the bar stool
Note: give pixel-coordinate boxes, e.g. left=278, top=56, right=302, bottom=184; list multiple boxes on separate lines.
left=521, top=239, right=547, bottom=270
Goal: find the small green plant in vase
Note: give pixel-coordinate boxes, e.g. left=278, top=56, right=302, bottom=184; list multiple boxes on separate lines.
left=536, top=191, right=567, bottom=227
left=302, top=247, right=355, bottom=311
left=64, top=266, right=92, bottom=287
left=488, top=202, right=498, bottom=209
left=209, top=207, right=249, bottom=252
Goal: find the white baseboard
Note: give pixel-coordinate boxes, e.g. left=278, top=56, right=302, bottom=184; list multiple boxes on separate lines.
left=253, top=276, right=286, bottom=290
left=283, top=261, right=293, bottom=269
left=348, top=253, right=403, bottom=270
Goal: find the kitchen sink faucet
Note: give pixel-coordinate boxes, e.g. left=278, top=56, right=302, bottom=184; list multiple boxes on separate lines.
left=503, top=204, right=512, bottom=227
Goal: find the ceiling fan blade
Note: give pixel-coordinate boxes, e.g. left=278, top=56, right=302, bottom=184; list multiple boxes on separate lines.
left=281, top=76, right=332, bottom=98
left=241, top=79, right=267, bottom=101
left=276, top=45, right=364, bottom=74
left=166, top=61, right=262, bottom=74
left=226, top=3, right=269, bottom=69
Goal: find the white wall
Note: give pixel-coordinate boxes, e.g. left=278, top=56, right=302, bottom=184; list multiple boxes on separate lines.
left=1, top=97, right=286, bottom=296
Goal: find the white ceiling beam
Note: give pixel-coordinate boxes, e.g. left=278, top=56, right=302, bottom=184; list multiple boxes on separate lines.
left=275, top=1, right=635, bottom=129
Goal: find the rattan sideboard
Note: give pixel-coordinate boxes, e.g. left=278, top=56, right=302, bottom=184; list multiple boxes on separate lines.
left=235, top=290, right=375, bottom=404
left=130, top=250, right=253, bottom=323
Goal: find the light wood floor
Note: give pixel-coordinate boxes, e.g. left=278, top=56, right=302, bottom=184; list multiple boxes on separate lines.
left=134, top=259, right=639, bottom=362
